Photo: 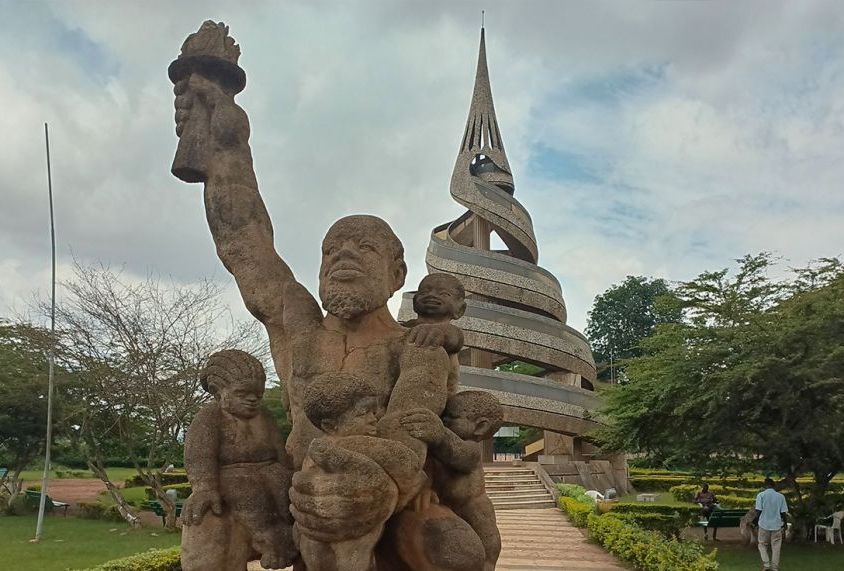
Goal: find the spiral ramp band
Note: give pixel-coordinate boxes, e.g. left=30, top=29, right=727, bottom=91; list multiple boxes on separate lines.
left=399, top=29, right=597, bottom=436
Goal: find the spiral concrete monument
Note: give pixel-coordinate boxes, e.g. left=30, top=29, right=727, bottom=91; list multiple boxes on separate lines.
left=399, top=29, right=626, bottom=491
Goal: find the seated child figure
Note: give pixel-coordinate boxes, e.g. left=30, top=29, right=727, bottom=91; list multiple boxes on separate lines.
left=182, top=350, right=296, bottom=570
left=401, top=391, right=505, bottom=571
left=296, top=373, right=427, bottom=571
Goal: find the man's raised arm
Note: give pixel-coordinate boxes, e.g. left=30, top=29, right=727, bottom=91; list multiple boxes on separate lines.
left=170, top=25, right=294, bottom=327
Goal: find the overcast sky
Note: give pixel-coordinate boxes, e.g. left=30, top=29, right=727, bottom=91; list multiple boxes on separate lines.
left=2, top=0, right=843, bottom=334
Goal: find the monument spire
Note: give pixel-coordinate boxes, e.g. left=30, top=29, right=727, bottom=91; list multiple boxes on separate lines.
left=459, top=27, right=513, bottom=187
left=405, top=22, right=599, bottom=393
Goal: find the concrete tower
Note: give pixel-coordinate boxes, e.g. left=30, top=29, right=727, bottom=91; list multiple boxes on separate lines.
left=400, top=29, right=626, bottom=490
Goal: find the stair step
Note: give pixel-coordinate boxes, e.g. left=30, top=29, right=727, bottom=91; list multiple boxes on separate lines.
left=487, top=490, right=552, bottom=498
left=493, top=500, right=557, bottom=510
left=485, top=483, right=545, bottom=490
left=484, top=476, right=540, bottom=482
left=490, top=494, right=553, bottom=503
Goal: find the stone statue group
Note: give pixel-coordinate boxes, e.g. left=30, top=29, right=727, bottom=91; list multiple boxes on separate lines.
left=170, top=22, right=504, bottom=571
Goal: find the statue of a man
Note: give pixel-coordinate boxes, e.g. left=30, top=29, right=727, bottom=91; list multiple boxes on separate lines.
left=170, top=21, right=486, bottom=571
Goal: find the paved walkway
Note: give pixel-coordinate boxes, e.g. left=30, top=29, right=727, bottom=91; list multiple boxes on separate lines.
left=496, top=508, right=626, bottom=570
left=250, top=508, right=625, bottom=570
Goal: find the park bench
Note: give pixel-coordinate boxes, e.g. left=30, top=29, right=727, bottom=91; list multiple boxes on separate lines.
left=142, top=499, right=184, bottom=526
left=694, top=508, right=746, bottom=540
left=24, top=489, right=70, bottom=516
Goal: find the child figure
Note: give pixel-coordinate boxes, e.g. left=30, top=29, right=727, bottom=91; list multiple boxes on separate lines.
left=182, top=350, right=296, bottom=570
left=377, top=273, right=469, bottom=467
left=400, top=390, right=505, bottom=571
left=295, top=372, right=427, bottom=571
left=403, top=273, right=466, bottom=369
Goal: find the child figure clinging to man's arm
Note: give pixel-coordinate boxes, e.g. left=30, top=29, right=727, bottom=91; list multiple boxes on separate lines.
left=404, top=272, right=465, bottom=354
left=401, top=391, right=505, bottom=571
left=182, top=350, right=296, bottom=571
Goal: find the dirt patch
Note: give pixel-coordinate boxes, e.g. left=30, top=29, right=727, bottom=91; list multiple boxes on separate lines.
left=24, top=478, right=108, bottom=505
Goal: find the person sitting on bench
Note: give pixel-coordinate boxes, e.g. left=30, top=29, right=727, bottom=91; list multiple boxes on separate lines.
left=695, top=484, right=719, bottom=519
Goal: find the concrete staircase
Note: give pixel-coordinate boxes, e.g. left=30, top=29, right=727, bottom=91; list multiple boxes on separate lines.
left=484, top=465, right=556, bottom=510
left=495, top=509, right=626, bottom=570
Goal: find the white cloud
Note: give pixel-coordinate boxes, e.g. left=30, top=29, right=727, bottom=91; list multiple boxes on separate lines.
left=2, top=0, right=843, bottom=336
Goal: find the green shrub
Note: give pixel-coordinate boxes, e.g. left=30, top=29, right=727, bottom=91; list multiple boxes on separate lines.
left=78, top=501, right=126, bottom=522
left=78, top=547, right=181, bottom=571
left=26, top=484, right=42, bottom=492
left=669, top=484, right=769, bottom=502
left=604, top=511, right=686, bottom=538
left=714, top=495, right=755, bottom=509
left=670, top=483, right=844, bottom=510
left=588, top=513, right=718, bottom=571
left=559, top=496, right=593, bottom=527
left=124, top=472, right=188, bottom=488
left=609, top=503, right=699, bottom=522
left=556, top=483, right=595, bottom=505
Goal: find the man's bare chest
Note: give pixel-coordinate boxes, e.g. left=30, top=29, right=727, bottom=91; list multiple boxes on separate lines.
left=283, top=327, right=403, bottom=403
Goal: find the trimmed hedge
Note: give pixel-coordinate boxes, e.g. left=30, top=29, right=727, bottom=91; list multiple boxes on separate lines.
left=78, top=547, right=181, bottom=571
left=670, top=484, right=754, bottom=502
left=633, top=474, right=844, bottom=493
left=559, top=496, right=593, bottom=527
left=670, top=483, right=844, bottom=510
left=603, top=511, right=686, bottom=538
left=588, top=513, right=718, bottom=571
left=609, top=503, right=698, bottom=517
left=605, top=503, right=699, bottom=536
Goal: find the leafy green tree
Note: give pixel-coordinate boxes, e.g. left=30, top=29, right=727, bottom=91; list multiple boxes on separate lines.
left=496, top=360, right=544, bottom=376
left=0, top=323, right=50, bottom=496
left=597, top=254, right=844, bottom=531
left=586, top=276, right=682, bottom=381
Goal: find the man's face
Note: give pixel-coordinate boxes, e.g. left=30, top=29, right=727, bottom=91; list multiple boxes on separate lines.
left=318, top=217, right=404, bottom=320
left=220, top=379, right=264, bottom=419
left=334, top=396, right=379, bottom=436
left=414, top=275, right=465, bottom=319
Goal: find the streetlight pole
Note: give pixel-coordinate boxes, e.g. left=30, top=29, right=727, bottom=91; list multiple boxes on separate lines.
left=34, top=123, right=56, bottom=542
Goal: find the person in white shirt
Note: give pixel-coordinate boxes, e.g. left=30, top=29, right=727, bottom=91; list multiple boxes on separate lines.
left=755, top=478, right=788, bottom=571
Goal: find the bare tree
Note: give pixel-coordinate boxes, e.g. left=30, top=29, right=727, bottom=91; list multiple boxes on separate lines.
left=45, top=262, right=266, bottom=528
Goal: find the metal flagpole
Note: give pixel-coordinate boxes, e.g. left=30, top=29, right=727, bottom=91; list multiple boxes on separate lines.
left=34, top=122, right=56, bottom=542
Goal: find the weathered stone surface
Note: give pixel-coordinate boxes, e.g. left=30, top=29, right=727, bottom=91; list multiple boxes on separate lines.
left=181, top=350, right=295, bottom=571
left=170, top=21, right=499, bottom=571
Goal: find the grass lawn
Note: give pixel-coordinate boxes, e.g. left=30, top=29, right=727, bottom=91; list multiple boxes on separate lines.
left=97, top=485, right=149, bottom=507
left=716, top=542, right=844, bottom=570
left=0, top=514, right=180, bottom=570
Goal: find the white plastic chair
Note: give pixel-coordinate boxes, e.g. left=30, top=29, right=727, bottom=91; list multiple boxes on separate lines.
left=585, top=490, right=604, bottom=501
left=814, top=511, right=843, bottom=544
